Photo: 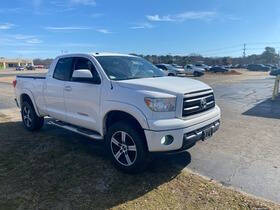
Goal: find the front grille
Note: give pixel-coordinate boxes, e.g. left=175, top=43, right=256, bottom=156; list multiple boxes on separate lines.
left=182, top=90, right=215, bottom=117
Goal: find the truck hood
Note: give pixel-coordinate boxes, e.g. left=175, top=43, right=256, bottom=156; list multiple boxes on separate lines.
left=116, top=76, right=211, bottom=95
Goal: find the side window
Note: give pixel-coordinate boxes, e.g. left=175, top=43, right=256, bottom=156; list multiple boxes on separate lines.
left=161, top=65, right=167, bottom=70
left=53, top=57, right=73, bottom=81
left=72, top=57, right=101, bottom=84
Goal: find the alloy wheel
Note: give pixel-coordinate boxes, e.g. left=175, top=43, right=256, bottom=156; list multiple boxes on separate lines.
left=110, top=131, right=137, bottom=166
left=23, top=106, right=32, bottom=127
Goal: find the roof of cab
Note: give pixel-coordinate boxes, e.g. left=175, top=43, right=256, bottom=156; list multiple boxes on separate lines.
left=55, top=52, right=137, bottom=60
left=91, top=52, right=136, bottom=57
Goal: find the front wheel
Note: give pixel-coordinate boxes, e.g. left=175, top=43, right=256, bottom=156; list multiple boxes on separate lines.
left=21, top=101, right=44, bottom=131
left=106, top=122, right=148, bottom=173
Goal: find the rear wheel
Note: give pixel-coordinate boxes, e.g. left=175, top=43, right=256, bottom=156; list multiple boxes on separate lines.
left=106, top=122, right=148, bottom=173
left=168, top=73, right=175, bottom=76
left=21, top=101, right=44, bottom=131
left=193, top=71, right=200, bottom=77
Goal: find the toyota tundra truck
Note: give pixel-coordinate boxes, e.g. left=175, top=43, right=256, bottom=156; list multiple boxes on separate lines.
left=14, top=53, right=220, bottom=173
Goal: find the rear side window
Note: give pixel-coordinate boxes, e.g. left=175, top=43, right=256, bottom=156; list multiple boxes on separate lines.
left=157, top=65, right=166, bottom=70
left=53, top=57, right=73, bottom=81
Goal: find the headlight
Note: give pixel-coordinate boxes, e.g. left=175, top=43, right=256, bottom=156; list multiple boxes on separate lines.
left=144, top=97, right=176, bottom=112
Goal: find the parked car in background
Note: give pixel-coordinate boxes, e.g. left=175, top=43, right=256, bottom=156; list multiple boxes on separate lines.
left=269, top=69, right=280, bottom=76
left=26, top=65, right=35, bottom=70
left=234, top=64, right=247, bottom=69
left=247, top=64, right=270, bottom=72
left=184, top=64, right=205, bottom=77
left=34, top=65, right=44, bottom=69
left=155, top=64, right=185, bottom=76
left=266, top=64, right=277, bottom=70
left=224, top=65, right=232, bottom=69
left=194, top=63, right=210, bottom=71
left=209, top=66, right=229, bottom=73
left=171, top=64, right=183, bottom=69
left=14, top=53, right=221, bottom=173
left=16, top=66, right=25, bottom=71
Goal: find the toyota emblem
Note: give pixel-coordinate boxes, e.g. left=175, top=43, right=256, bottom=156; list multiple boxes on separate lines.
left=200, top=98, right=207, bottom=109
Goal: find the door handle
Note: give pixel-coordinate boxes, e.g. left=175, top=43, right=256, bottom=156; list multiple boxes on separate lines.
left=64, top=86, right=72, bottom=92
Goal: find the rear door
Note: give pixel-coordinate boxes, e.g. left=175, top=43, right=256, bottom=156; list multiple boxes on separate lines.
left=44, top=57, right=73, bottom=121
left=63, top=56, right=102, bottom=131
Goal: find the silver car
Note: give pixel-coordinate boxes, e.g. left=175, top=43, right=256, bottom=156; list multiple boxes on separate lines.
left=156, top=64, right=185, bottom=76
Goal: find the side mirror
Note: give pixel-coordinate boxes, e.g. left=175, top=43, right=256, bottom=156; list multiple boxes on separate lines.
left=72, top=69, right=93, bottom=79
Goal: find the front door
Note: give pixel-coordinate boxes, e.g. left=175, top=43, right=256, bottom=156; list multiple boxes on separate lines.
left=63, top=57, right=102, bottom=132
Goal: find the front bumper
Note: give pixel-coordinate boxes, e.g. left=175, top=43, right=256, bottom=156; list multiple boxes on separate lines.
left=180, top=120, right=220, bottom=151
left=144, top=106, right=221, bottom=152
left=176, top=72, right=187, bottom=77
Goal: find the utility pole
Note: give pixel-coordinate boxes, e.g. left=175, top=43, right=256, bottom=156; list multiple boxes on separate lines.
left=243, top=43, right=246, bottom=58
left=278, top=50, right=280, bottom=67
left=243, top=43, right=246, bottom=65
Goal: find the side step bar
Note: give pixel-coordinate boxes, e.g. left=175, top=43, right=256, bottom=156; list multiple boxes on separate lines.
left=48, top=120, right=103, bottom=140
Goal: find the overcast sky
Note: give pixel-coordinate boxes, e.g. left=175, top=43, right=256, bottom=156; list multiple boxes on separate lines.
left=1, top=0, right=280, bottom=58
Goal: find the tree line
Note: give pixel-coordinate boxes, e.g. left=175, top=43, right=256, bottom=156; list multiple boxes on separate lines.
left=136, top=47, right=280, bottom=66
left=33, top=46, right=280, bottom=68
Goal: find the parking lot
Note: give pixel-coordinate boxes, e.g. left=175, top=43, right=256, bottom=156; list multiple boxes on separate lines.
left=0, top=69, right=279, bottom=208
left=193, top=72, right=280, bottom=202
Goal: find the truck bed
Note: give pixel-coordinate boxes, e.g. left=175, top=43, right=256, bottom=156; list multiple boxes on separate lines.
left=16, top=74, right=46, bottom=79
left=15, top=74, right=47, bottom=112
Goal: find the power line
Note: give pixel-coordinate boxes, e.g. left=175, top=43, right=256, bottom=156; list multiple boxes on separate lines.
left=198, top=42, right=280, bottom=56
left=198, top=44, right=243, bottom=54
left=202, top=49, right=243, bottom=57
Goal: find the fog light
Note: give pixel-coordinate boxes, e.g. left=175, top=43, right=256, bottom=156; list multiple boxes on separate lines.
left=160, top=135, right=174, bottom=145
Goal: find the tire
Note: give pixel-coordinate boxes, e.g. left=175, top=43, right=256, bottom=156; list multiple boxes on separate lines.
left=21, top=101, right=44, bottom=131
left=105, top=122, right=148, bottom=174
left=168, top=73, right=175, bottom=76
left=193, top=71, right=200, bottom=77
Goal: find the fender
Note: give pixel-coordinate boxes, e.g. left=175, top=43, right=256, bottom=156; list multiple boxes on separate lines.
left=20, top=88, right=41, bottom=117
left=101, top=100, right=150, bottom=136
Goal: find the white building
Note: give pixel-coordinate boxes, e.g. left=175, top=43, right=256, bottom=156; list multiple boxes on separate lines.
left=0, top=58, right=33, bottom=69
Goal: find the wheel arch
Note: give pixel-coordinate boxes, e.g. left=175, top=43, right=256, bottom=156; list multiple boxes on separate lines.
left=103, top=110, right=149, bottom=152
left=103, top=110, right=146, bottom=135
left=19, top=90, right=40, bottom=116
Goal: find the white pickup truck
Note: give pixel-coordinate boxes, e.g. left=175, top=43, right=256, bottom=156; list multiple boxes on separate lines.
left=14, top=53, right=220, bottom=173
left=184, top=64, right=205, bottom=77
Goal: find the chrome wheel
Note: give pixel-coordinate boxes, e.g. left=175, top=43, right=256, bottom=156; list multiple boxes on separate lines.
left=23, top=106, right=32, bottom=127
left=110, top=131, right=137, bottom=167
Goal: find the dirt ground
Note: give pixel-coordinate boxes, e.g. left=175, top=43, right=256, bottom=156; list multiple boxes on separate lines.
left=0, top=69, right=279, bottom=209
left=201, top=69, right=271, bottom=85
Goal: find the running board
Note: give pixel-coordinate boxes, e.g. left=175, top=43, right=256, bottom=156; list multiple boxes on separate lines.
left=48, top=120, right=103, bottom=140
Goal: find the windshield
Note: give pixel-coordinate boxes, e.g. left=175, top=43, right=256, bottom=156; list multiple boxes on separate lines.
left=95, top=56, right=165, bottom=80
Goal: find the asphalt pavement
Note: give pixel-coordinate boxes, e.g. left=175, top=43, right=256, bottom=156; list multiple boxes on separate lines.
left=185, top=77, right=280, bottom=203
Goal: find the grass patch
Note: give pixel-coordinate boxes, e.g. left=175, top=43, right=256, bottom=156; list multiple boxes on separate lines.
left=0, top=116, right=278, bottom=209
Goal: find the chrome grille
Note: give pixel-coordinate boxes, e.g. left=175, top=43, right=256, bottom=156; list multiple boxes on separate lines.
left=182, top=90, right=215, bottom=117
